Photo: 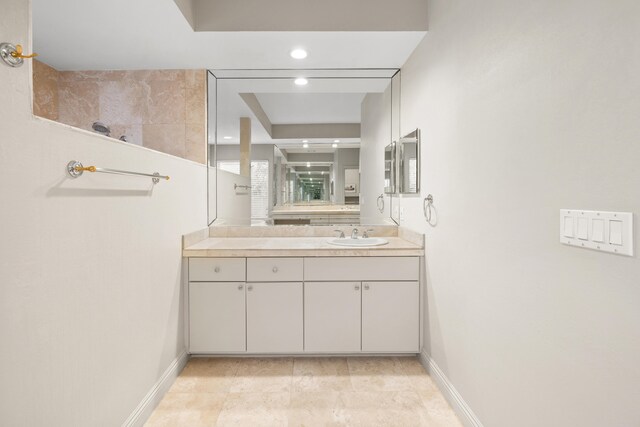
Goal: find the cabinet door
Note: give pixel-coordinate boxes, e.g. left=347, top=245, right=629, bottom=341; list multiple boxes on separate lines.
left=305, top=282, right=361, bottom=352
left=189, top=282, right=246, bottom=353
left=246, top=282, right=303, bottom=352
left=362, top=281, right=419, bottom=352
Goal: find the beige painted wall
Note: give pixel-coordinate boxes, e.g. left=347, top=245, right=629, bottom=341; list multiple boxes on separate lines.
left=0, top=1, right=208, bottom=425
left=360, top=0, right=640, bottom=425
left=33, top=60, right=207, bottom=164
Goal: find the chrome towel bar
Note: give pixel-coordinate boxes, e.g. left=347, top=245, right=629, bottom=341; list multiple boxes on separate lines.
left=234, top=184, right=251, bottom=190
left=66, top=160, right=169, bottom=184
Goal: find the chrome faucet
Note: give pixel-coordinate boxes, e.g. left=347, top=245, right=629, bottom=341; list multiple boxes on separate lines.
left=351, top=228, right=359, bottom=239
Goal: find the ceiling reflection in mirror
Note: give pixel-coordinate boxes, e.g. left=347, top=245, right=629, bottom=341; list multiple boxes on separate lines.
left=208, top=70, right=399, bottom=227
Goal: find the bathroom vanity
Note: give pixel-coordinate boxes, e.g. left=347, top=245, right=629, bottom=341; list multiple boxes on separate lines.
left=182, top=226, right=424, bottom=355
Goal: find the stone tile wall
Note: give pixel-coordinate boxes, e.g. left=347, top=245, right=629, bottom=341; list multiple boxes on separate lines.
left=32, top=60, right=207, bottom=164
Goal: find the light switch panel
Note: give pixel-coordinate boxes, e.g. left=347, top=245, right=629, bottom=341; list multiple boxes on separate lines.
left=560, top=210, right=633, bottom=256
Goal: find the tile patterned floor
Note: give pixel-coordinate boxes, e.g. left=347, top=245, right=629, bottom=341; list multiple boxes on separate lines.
left=145, top=357, right=463, bottom=427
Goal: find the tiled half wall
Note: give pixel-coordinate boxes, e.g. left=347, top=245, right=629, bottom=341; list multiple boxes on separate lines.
left=33, top=60, right=207, bottom=164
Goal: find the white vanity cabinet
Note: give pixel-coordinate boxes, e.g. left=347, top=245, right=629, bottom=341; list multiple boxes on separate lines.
left=304, top=257, right=420, bottom=353
left=246, top=258, right=304, bottom=352
left=362, top=281, right=420, bottom=352
left=188, top=256, right=420, bottom=354
left=305, top=281, right=362, bottom=352
left=246, top=282, right=303, bottom=352
left=188, top=259, right=247, bottom=353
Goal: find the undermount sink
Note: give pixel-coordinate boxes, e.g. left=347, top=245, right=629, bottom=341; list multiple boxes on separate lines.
left=328, top=237, right=389, bottom=247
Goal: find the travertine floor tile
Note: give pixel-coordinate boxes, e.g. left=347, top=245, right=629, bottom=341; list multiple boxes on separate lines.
left=292, top=357, right=352, bottom=392
left=168, top=358, right=241, bottom=393
left=229, top=358, right=294, bottom=393
left=145, top=393, right=225, bottom=427
left=395, top=356, right=441, bottom=392
left=337, top=390, right=435, bottom=426
left=417, top=389, right=464, bottom=427
left=288, top=391, right=349, bottom=427
left=147, top=356, right=462, bottom=427
left=347, top=357, right=413, bottom=391
left=216, top=392, right=290, bottom=427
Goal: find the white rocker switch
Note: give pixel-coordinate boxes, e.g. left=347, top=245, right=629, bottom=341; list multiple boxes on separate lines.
left=563, top=216, right=574, bottom=238
left=609, top=220, right=623, bottom=245
left=577, top=217, right=589, bottom=240
left=592, top=219, right=605, bottom=243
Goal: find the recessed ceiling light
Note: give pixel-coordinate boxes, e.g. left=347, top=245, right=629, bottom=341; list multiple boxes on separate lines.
left=223, top=136, right=232, bottom=140
left=290, top=49, right=308, bottom=59
left=308, top=171, right=311, bottom=175
left=302, top=139, right=308, bottom=143
left=307, top=162, right=311, bottom=167
left=333, top=139, right=340, bottom=143
left=332, top=143, right=338, bottom=148
left=294, top=78, right=308, bottom=86
left=303, top=143, right=309, bottom=148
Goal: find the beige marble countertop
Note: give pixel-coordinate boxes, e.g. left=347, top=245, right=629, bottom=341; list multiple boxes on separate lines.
left=183, top=236, right=423, bottom=257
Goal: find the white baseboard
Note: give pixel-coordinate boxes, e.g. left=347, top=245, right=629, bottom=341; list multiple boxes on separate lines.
left=418, top=352, right=484, bottom=427
left=122, top=350, right=189, bottom=427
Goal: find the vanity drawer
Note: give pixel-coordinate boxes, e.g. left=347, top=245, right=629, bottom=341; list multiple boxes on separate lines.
left=247, top=257, right=303, bottom=282
left=304, top=257, right=419, bottom=281
left=189, top=258, right=246, bottom=282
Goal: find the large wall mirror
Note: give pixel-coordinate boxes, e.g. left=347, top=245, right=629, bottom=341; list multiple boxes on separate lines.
left=208, top=69, right=401, bottom=227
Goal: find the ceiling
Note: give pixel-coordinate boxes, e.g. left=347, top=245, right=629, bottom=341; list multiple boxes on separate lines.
left=32, top=0, right=426, bottom=71
left=214, top=76, right=389, bottom=147
left=255, top=93, right=366, bottom=125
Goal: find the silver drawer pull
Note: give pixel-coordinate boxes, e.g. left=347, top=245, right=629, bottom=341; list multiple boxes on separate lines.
left=272, top=266, right=279, bottom=273
left=238, top=284, right=244, bottom=290
left=354, top=285, right=360, bottom=290
left=364, top=284, right=370, bottom=290
left=214, top=266, right=220, bottom=273
left=247, top=285, right=253, bottom=291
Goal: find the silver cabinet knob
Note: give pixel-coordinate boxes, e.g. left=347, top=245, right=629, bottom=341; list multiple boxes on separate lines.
left=354, top=284, right=360, bottom=290
left=238, top=284, right=244, bottom=290
left=247, top=285, right=253, bottom=291
left=272, top=266, right=279, bottom=273
left=214, top=266, right=220, bottom=273
left=364, top=284, right=370, bottom=290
